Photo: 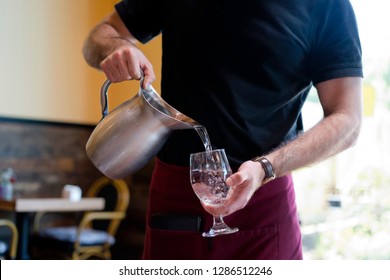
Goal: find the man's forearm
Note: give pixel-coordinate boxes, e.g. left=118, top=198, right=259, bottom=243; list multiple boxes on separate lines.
left=82, top=11, right=154, bottom=85
left=83, top=10, right=138, bottom=70
left=82, top=23, right=131, bottom=69
left=267, top=111, right=361, bottom=178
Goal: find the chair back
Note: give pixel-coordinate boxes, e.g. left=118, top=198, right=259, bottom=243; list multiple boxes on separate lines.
left=0, top=219, right=18, bottom=260
left=85, top=177, right=130, bottom=236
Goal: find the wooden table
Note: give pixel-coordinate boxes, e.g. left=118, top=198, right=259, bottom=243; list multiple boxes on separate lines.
left=0, top=196, right=105, bottom=259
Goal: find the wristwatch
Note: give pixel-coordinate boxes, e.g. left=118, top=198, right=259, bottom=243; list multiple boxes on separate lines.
left=251, top=156, right=276, bottom=184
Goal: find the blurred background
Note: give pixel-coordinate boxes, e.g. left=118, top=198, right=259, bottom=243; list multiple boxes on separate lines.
left=296, top=0, right=390, bottom=259
left=0, top=0, right=161, bottom=259
left=0, top=0, right=162, bottom=124
left=0, top=0, right=389, bottom=259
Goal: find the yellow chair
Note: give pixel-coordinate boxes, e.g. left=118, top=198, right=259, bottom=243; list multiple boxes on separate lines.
left=0, top=219, right=18, bottom=260
left=32, top=177, right=130, bottom=260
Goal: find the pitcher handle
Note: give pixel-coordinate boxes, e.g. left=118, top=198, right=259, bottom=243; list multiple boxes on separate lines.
left=100, top=70, right=145, bottom=118
left=100, top=79, right=112, bottom=118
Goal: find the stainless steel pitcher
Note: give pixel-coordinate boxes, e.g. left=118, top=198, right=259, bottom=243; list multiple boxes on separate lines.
left=86, top=79, right=199, bottom=179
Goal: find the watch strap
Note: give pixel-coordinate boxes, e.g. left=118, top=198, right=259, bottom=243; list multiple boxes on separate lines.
left=251, top=156, right=276, bottom=183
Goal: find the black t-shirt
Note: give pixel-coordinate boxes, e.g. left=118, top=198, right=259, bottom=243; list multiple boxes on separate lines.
left=116, top=0, right=363, bottom=166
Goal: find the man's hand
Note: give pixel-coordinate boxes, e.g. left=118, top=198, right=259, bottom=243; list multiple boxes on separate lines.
left=83, top=11, right=155, bottom=88
left=100, top=44, right=155, bottom=88
left=201, top=160, right=265, bottom=216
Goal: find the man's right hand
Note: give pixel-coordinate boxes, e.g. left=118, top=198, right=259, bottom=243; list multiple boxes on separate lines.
left=83, top=11, right=155, bottom=88
left=100, top=44, right=155, bottom=88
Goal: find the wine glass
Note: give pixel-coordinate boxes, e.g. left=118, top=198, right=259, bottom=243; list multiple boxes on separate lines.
left=190, top=149, right=239, bottom=237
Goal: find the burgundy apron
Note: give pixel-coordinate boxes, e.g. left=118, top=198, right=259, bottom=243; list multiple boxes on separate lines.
left=142, top=159, right=302, bottom=260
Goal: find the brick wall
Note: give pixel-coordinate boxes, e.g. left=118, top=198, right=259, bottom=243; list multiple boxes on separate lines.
left=0, top=117, right=152, bottom=259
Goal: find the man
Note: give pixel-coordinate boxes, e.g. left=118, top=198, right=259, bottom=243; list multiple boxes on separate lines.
left=83, top=0, right=362, bottom=259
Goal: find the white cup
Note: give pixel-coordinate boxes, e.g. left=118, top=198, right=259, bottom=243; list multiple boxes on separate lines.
left=62, top=184, right=82, bottom=201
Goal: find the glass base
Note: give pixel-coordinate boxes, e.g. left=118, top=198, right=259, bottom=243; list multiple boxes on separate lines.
left=202, top=226, right=239, bottom=237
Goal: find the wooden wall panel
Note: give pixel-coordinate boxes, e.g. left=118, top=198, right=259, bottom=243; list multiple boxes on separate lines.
left=0, top=118, right=152, bottom=259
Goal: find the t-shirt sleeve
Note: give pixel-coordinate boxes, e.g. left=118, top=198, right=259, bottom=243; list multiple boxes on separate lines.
left=309, top=0, right=363, bottom=84
left=115, top=0, right=163, bottom=44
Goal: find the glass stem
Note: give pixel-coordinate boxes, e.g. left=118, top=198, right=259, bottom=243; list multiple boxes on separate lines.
left=212, top=215, right=227, bottom=231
